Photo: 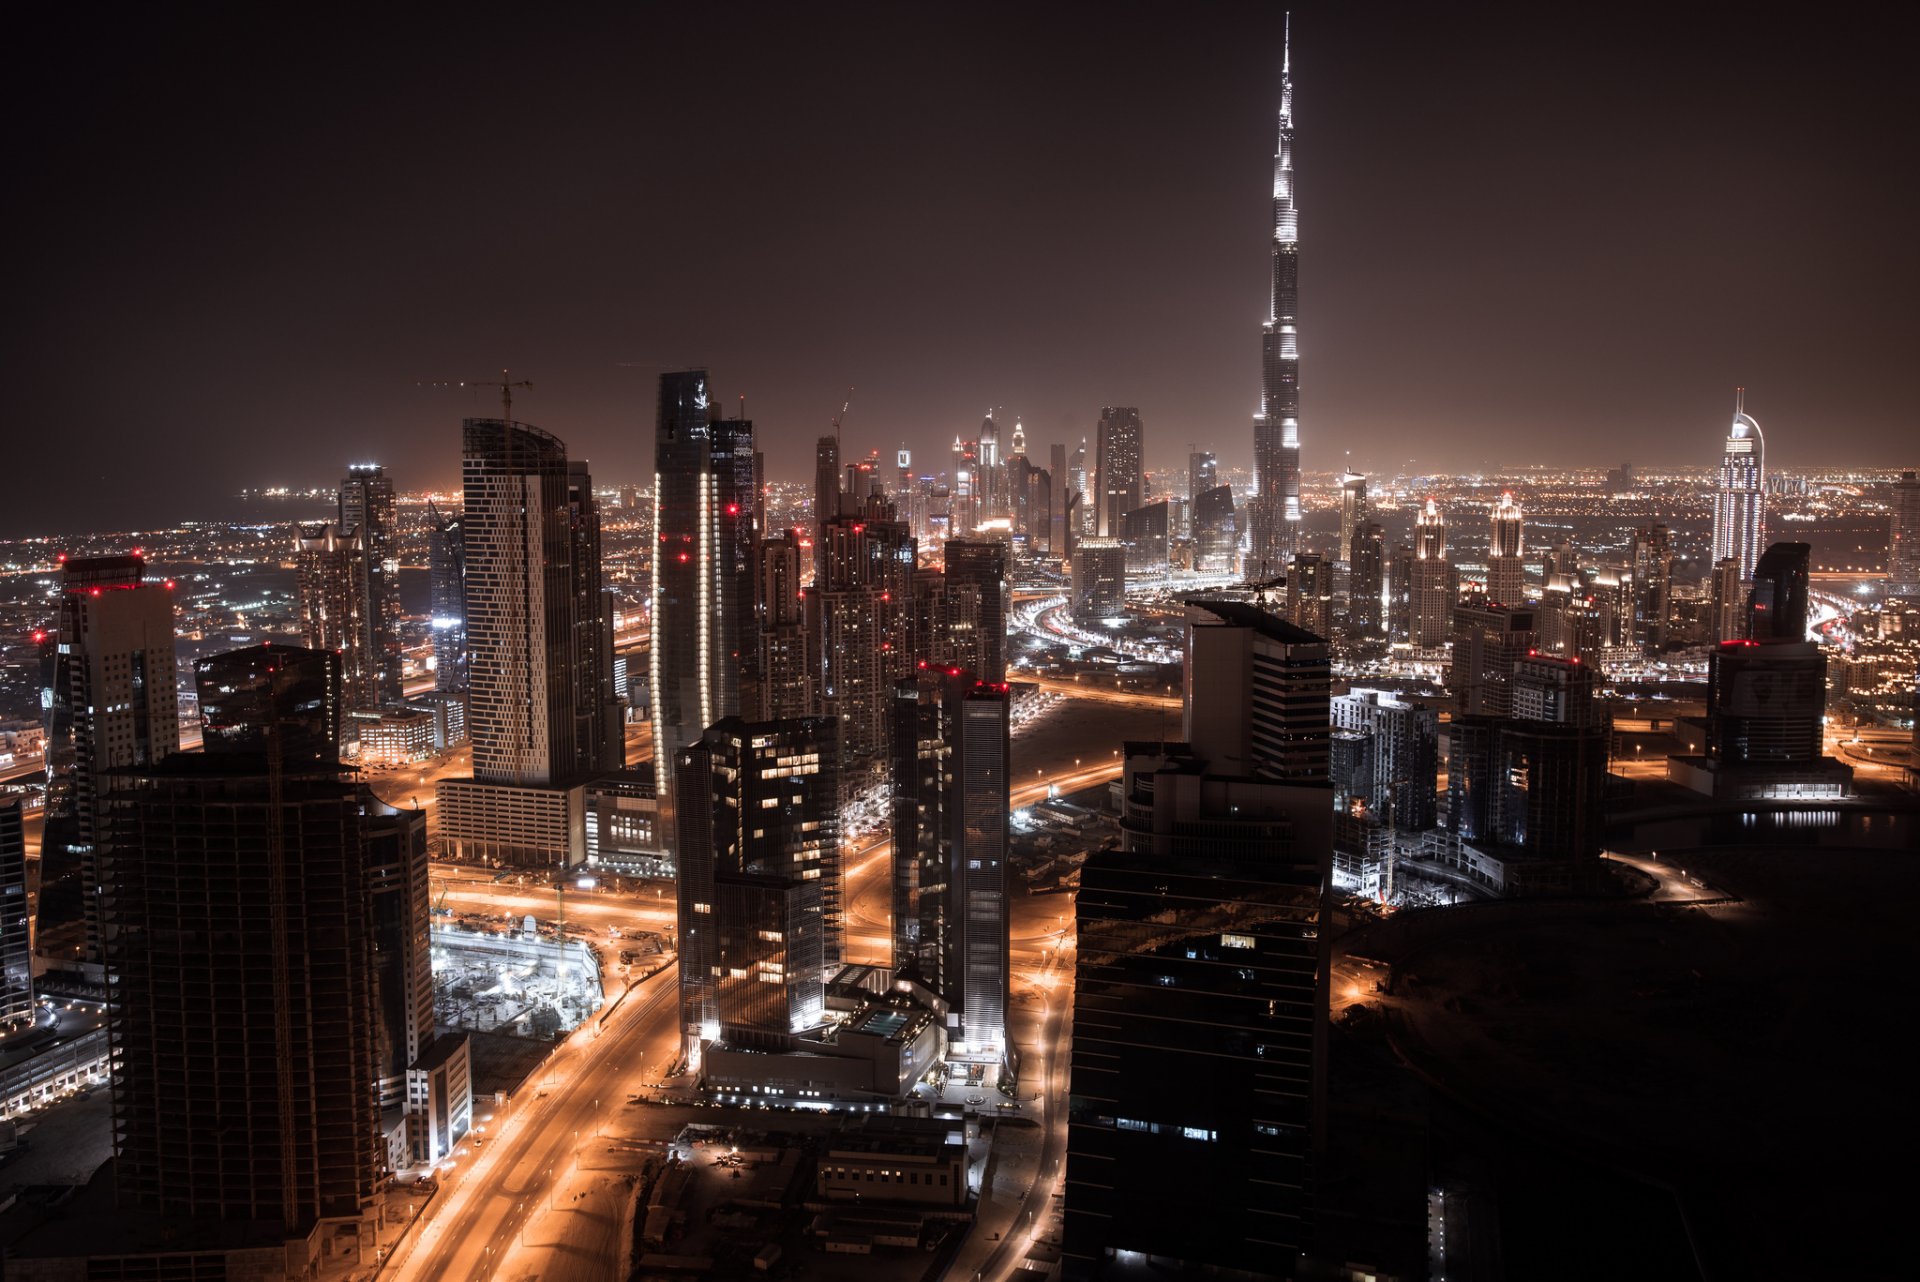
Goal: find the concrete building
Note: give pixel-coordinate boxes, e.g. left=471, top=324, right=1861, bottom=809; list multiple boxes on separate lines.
left=1094, top=406, right=1143, bottom=538
left=339, top=463, right=404, bottom=704
left=0, top=800, right=28, bottom=1027
left=942, top=539, right=1008, bottom=682
left=1331, top=688, right=1438, bottom=830
left=1286, top=551, right=1332, bottom=641
left=428, top=503, right=467, bottom=692
left=1486, top=491, right=1525, bottom=607
left=1346, top=519, right=1386, bottom=644
left=1891, top=469, right=1920, bottom=593
left=295, top=522, right=372, bottom=711
left=1184, top=600, right=1330, bottom=782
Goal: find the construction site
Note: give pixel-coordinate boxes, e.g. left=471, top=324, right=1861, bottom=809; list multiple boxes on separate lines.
left=431, top=920, right=605, bottom=1040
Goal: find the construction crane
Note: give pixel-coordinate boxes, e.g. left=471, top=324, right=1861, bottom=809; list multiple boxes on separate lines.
left=831, top=386, right=854, bottom=451
left=419, top=369, right=533, bottom=422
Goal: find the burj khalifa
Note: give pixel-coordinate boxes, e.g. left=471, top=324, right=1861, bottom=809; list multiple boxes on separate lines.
left=1251, top=15, right=1301, bottom=574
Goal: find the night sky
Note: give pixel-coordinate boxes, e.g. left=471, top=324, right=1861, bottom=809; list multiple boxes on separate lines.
left=10, top=2, right=1917, bottom=536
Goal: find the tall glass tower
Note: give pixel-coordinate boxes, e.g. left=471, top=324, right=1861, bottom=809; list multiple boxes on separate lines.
left=1711, top=391, right=1766, bottom=583
left=1252, top=15, right=1302, bottom=573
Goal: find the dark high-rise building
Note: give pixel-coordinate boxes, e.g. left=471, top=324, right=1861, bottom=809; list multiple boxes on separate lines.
left=1747, top=540, right=1810, bottom=642
left=103, top=677, right=382, bottom=1231
left=814, top=434, right=841, bottom=581
left=294, top=522, right=372, bottom=710
left=428, top=502, right=467, bottom=692
left=753, top=527, right=813, bottom=720
left=1065, top=595, right=1330, bottom=1280
left=890, top=667, right=1011, bottom=1061
left=1331, top=688, right=1439, bottom=830
left=39, top=554, right=179, bottom=968
left=1094, top=406, right=1143, bottom=538
left=1251, top=19, right=1302, bottom=573
left=806, top=498, right=917, bottom=774
left=339, top=463, right=403, bottom=704
left=1286, top=551, right=1332, bottom=640
left=674, top=717, right=840, bottom=1062
left=1, top=799, right=28, bottom=1026
left=1449, top=602, right=1538, bottom=719
left=1631, top=523, right=1673, bottom=650
left=1711, top=392, right=1767, bottom=583
left=195, top=644, right=342, bottom=766
left=1193, top=484, right=1238, bottom=573
left=567, top=460, right=624, bottom=768
left=438, top=417, right=617, bottom=866
left=1120, top=500, right=1170, bottom=574
left=651, top=372, right=756, bottom=850
left=1891, top=469, right=1920, bottom=592
left=942, top=539, right=1008, bottom=682
left=1070, top=541, right=1128, bottom=622
left=1710, top=556, right=1747, bottom=644
left=1347, top=519, right=1386, bottom=642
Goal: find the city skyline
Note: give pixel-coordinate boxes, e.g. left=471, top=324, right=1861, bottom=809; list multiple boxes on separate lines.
left=8, top=4, right=1917, bottom=536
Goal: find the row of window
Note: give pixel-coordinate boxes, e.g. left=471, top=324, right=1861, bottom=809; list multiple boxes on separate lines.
left=823, top=1165, right=951, bottom=1187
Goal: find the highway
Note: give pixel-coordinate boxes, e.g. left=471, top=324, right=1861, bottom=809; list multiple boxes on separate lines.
left=387, top=693, right=1153, bottom=1282
left=383, top=963, right=683, bottom=1282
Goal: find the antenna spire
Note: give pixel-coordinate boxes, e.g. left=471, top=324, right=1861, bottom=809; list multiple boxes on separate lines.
left=1735, top=385, right=1746, bottom=416
left=1283, top=10, right=1291, bottom=76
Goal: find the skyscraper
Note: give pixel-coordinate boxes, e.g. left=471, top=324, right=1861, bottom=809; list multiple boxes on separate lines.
left=805, top=498, right=917, bottom=773
left=674, top=717, right=840, bottom=1062
left=1487, top=490, right=1525, bottom=607
left=1193, top=484, right=1238, bottom=573
left=428, top=502, right=467, bottom=692
left=1331, top=688, right=1439, bottom=830
left=1251, top=18, right=1302, bottom=573
left=1337, top=471, right=1367, bottom=565
left=39, top=554, right=179, bottom=967
left=1711, top=391, right=1766, bottom=583
left=1631, top=523, right=1673, bottom=650
left=890, top=667, right=1011, bottom=1060
left=1347, top=519, right=1386, bottom=642
left=1410, top=499, right=1456, bottom=648
left=105, top=647, right=382, bottom=1234
left=294, top=522, right=372, bottom=710
left=1449, top=601, right=1538, bottom=719
left=0, top=799, right=28, bottom=1027
left=439, top=417, right=618, bottom=865
left=1888, top=469, right=1920, bottom=592
left=1095, top=406, right=1143, bottom=538
left=1710, top=556, right=1746, bottom=644
left=1286, top=551, right=1332, bottom=640
left=1185, top=599, right=1331, bottom=781
left=652, top=372, right=756, bottom=850
left=1065, top=598, right=1330, bottom=1280
left=814, top=433, right=841, bottom=581
left=1188, top=451, right=1218, bottom=504
left=339, top=463, right=403, bottom=704
left=942, top=539, right=1009, bottom=682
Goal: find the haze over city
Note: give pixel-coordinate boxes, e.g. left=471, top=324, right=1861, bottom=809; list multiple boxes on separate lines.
left=9, top=3, right=1917, bottom=536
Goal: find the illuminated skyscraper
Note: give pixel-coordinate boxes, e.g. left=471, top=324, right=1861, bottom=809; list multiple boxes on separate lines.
left=1095, top=406, right=1143, bottom=537
left=1890, top=469, right=1920, bottom=592
left=675, top=717, right=840, bottom=1061
left=1711, top=391, right=1766, bottom=583
left=1337, top=472, right=1367, bottom=565
left=1631, top=523, right=1673, bottom=650
left=814, top=434, right=840, bottom=580
left=1346, top=519, right=1386, bottom=642
left=294, top=522, right=371, bottom=710
left=1251, top=17, right=1302, bottom=572
left=652, top=372, right=756, bottom=850
left=1, top=800, right=28, bottom=1026
left=1487, top=491, right=1525, bottom=607
left=338, top=463, right=403, bottom=704
left=1410, top=499, right=1456, bottom=648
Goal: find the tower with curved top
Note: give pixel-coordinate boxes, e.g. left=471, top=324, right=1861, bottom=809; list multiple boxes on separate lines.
left=1712, top=391, right=1766, bottom=583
